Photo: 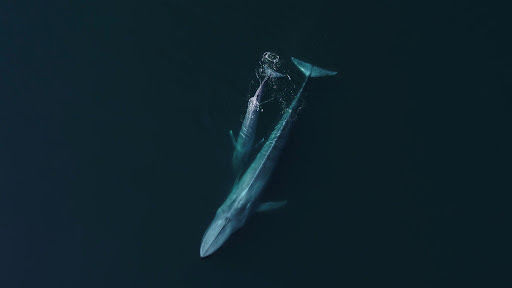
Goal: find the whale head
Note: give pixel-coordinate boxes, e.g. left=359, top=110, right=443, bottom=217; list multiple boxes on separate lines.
left=200, top=183, right=254, bottom=258
left=200, top=210, right=242, bottom=258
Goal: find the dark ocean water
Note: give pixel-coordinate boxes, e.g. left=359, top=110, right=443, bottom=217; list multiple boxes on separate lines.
left=1, top=1, right=510, bottom=287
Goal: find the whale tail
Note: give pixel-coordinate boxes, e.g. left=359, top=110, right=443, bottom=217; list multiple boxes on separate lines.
left=292, top=57, right=337, bottom=77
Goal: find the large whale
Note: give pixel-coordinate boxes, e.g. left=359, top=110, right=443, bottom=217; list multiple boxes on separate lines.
left=200, top=57, right=337, bottom=258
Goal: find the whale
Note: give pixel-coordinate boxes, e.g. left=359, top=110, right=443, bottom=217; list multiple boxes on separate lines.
left=230, top=53, right=285, bottom=175
left=200, top=57, right=337, bottom=258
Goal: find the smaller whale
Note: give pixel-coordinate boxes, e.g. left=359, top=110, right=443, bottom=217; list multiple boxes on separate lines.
left=230, top=54, right=285, bottom=175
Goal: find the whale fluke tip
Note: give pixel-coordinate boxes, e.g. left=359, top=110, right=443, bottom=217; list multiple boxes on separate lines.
left=292, top=57, right=337, bottom=77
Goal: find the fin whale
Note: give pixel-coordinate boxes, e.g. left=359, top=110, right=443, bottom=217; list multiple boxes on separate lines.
left=200, top=57, right=337, bottom=258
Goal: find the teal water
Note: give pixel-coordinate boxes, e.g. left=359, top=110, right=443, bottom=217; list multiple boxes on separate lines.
left=1, top=1, right=509, bottom=287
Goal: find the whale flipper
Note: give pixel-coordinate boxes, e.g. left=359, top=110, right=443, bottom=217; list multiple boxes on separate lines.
left=254, top=138, right=265, bottom=150
left=256, top=201, right=287, bottom=212
left=229, top=130, right=236, bottom=147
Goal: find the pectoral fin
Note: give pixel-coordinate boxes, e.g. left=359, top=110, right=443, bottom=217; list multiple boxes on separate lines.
left=254, top=138, right=265, bottom=150
left=229, top=130, right=236, bottom=147
left=256, top=201, right=287, bottom=212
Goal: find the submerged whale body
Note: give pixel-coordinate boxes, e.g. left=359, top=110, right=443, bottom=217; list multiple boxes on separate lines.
left=230, top=53, right=285, bottom=175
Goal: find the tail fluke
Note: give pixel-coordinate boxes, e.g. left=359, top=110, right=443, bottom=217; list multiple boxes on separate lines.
left=292, top=57, right=337, bottom=77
